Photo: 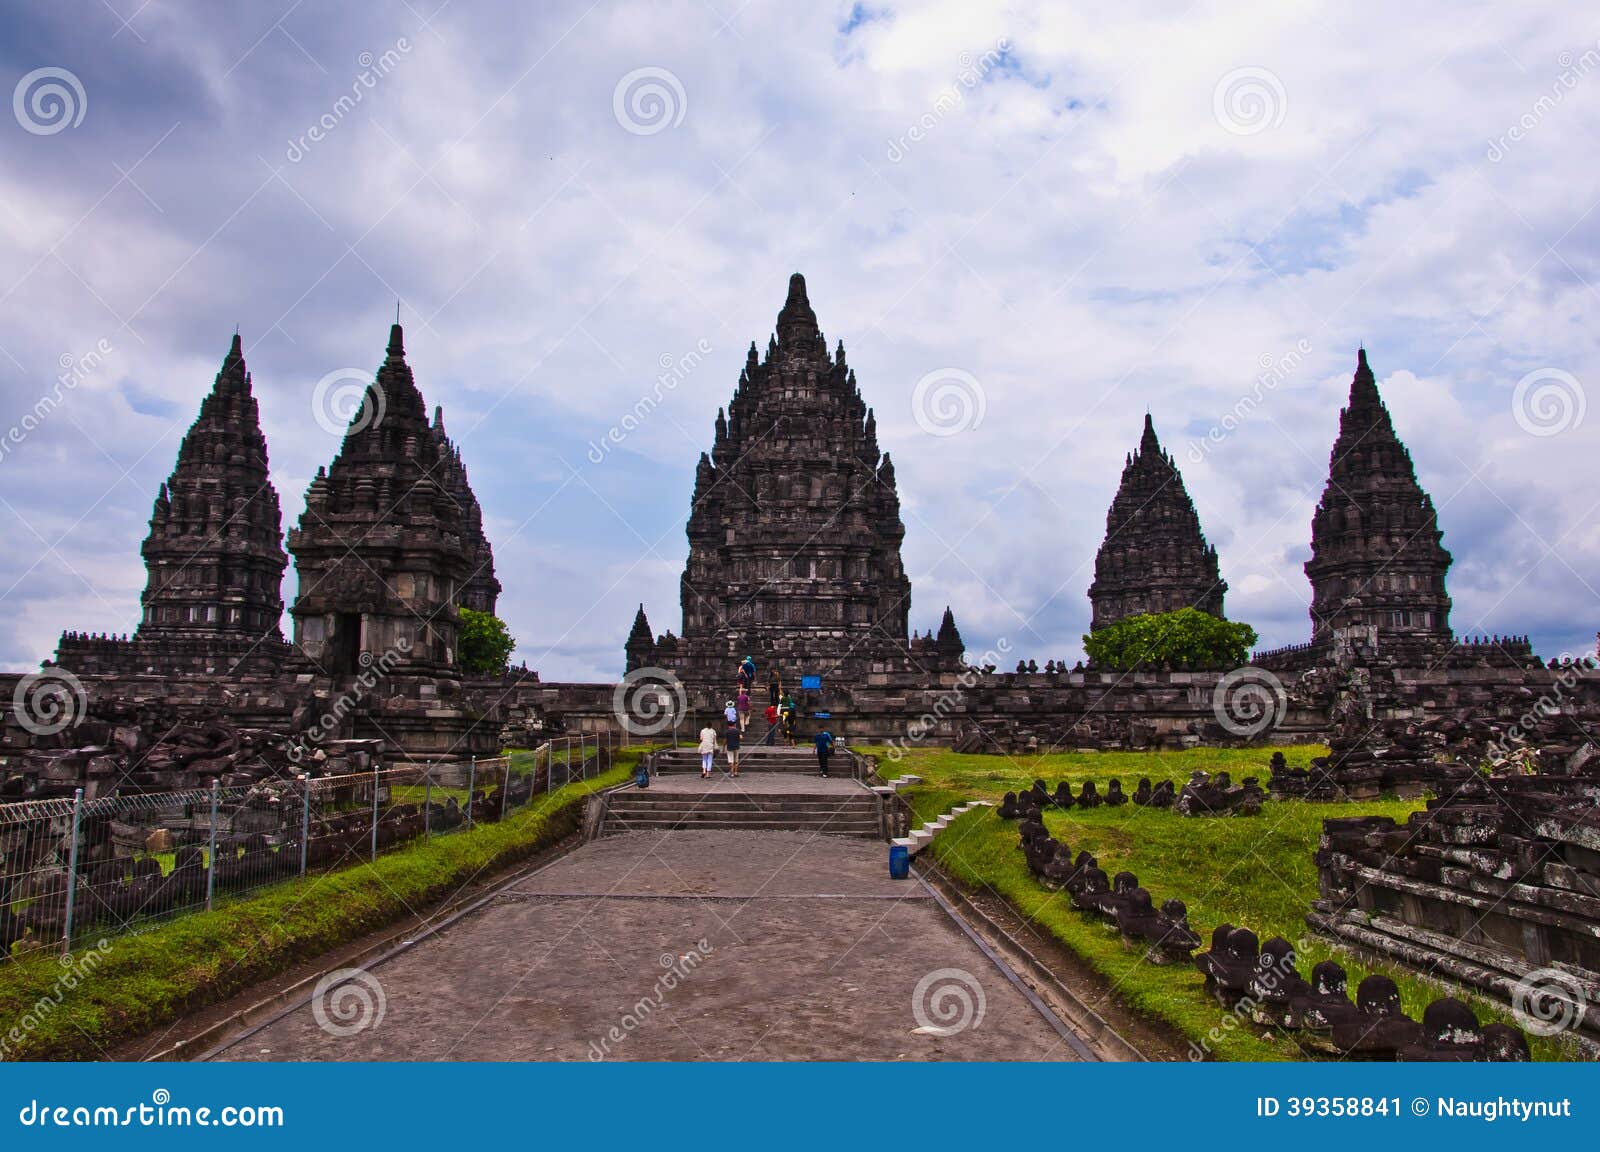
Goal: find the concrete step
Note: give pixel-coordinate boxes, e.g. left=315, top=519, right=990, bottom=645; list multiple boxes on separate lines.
left=604, top=816, right=881, bottom=836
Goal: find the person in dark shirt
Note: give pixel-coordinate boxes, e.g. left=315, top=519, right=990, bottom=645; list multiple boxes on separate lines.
left=813, top=727, right=835, bottom=778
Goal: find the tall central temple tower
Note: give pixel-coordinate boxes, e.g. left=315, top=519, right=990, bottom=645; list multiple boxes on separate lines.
left=1303, top=349, right=1453, bottom=655
left=630, top=273, right=943, bottom=684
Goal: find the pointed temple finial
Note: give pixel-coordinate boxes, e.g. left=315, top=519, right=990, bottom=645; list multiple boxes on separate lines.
left=433, top=404, right=444, bottom=430
left=776, top=271, right=819, bottom=346
left=387, top=322, right=405, bottom=358
left=1139, top=411, right=1160, bottom=455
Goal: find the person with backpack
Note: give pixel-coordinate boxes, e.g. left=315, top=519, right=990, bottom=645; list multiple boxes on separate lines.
left=737, top=655, right=756, bottom=692
left=813, top=727, right=835, bottom=778
left=697, top=722, right=718, bottom=779
left=779, top=693, right=797, bottom=746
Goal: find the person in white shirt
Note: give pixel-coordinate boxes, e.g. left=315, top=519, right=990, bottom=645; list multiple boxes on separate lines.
left=697, top=725, right=718, bottom=778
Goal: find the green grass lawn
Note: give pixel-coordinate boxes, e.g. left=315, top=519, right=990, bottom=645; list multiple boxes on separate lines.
left=0, top=750, right=652, bottom=1061
left=859, top=743, right=1581, bottom=1062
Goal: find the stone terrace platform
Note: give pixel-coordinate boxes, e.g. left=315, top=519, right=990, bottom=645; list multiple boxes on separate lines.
left=213, top=830, right=1078, bottom=1062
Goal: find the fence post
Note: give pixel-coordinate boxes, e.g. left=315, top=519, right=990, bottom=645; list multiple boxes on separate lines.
left=370, top=761, right=380, bottom=862
left=499, top=757, right=510, bottom=821
left=424, top=770, right=432, bottom=840
left=205, top=779, right=219, bottom=912
left=299, top=774, right=310, bottom=876
left=61, top=787, right=84, bottom=954
left=466, top=755, right=476, bottom=829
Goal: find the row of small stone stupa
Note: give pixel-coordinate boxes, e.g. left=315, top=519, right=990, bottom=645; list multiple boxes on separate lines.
left=55, top=326, right=499, bottom=680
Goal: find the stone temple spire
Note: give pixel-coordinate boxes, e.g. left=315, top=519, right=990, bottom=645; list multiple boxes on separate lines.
left=625, top=604, right=656, bottom=673
left=651, top=272, right=912, bottom=681
left=287, top=323, right=470, bottom=678
left=1304, top=348, right=1452, bottom=649
left=430, top=403, right=500, bottom=615
left=1088, top=413, right=1225, bottom=631
left=134, top=331, right=288, bottom=652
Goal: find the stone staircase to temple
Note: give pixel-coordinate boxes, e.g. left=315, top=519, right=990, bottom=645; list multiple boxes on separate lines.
left=600, top=788, right=883, bottom=837
left=645, top=745, right=856, bottom=775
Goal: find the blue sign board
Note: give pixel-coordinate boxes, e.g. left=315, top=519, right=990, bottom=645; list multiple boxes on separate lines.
left=800, top=675, right=821, bottom=690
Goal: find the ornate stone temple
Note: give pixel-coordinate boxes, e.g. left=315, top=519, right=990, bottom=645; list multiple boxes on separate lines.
left=628, top=273, right=959, bottom=686
left=288, top=324, right=469, bottom=676
left=1302, top=349, right=1454, bottom=660
left=55, top=333, right=290, bottom=675
left=1087, top=414, right=1225, bottom=630
left=430, top=406, right=500, bottom=615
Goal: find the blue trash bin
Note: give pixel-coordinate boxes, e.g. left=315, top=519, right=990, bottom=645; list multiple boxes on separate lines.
left=635, top=766, right=650, bottom=789
left=888, top=844, right=910, bottom=880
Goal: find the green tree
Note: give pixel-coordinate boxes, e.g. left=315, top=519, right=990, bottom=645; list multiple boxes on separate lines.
left=458, top=607, right=516, bottom=675
left=1082, top=608, right=1258, bottom=671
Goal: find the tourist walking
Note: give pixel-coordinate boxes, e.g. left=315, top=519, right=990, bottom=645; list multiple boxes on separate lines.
left=726, top=719, right=742, bottom=777
left=697, top=722, right=718, bottom=779
left=723, top=698, right=738, bottom=727
left=813, top=726, right=835, bottom=778
left=762, top=702, right=779, bottom=745
left=737, top=655, right=756, bottom=692
left=780, top=693, right=797, bottom=746
left=767, top=669, right=781, bottom=708
left=736, top=687, right=751, bottom=732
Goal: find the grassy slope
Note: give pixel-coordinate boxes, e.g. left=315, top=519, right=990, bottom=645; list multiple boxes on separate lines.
left=0, top=756, right=643, bottom=1061
left=866, top=744, right=1575, bottom=1061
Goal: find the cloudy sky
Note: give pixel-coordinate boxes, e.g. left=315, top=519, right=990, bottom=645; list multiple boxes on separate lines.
left=1, top=1, right=1597, bottom=680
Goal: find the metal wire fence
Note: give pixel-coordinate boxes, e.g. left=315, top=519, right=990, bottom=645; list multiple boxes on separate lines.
left=1, top=732, right=621, bottom=959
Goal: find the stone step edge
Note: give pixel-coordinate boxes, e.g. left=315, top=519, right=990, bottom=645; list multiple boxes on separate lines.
left=892, top=800, right=993, bottom=856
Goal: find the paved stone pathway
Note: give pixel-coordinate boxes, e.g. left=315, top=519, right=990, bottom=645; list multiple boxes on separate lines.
left=215, top=829, right=1078, bottom=1062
